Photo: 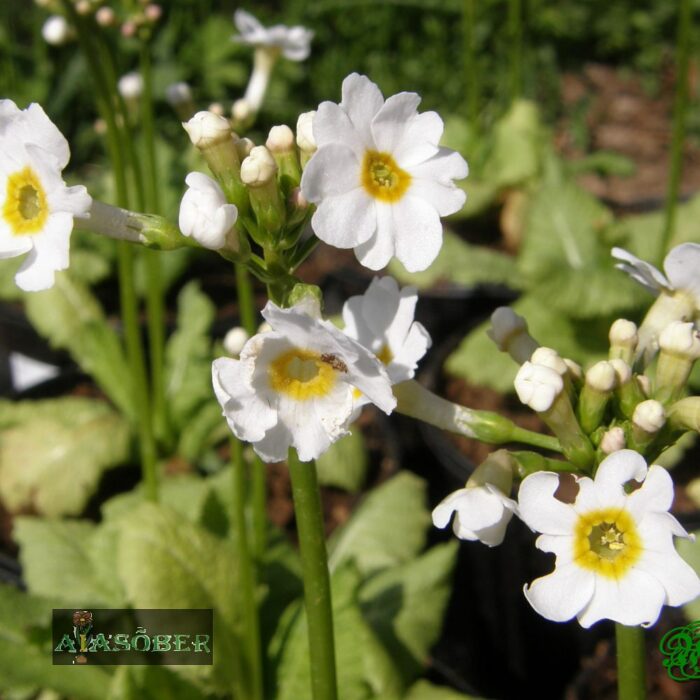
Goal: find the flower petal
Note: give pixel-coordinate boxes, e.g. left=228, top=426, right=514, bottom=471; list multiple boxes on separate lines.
left=301, top=143, right=361, bottom=200
left=312, top=102, right=367, bottom=156
left=518, top=471, right=577, bottom=535
left=392, top=111, right=444, bottom=168
left=340, top=73, right=384, bottom=149
left=391, top=196, right=444, bottom=273
left=370, top=92, right=422, bottom=156
left=593, top=449, right=647, bottom=501
left=388, top=321, right=431, bottom=383
left=309, top=188, right=375, bottom=249
left=524, top=563, right=595, bottom=623
left=577, top=569, right=666, bottom=628
left=408, top=148, right=468, bottom=217
left=253, top=421, right=292, bottom=463
left=14, top=247, right=57, bottom=292
left=611, top=247, right=669, bottom=294
left=626, top=465, right=674, bottom=519
left=663, top=243, right=700, bottom=305
left=354, top=206, right=395, bottom=271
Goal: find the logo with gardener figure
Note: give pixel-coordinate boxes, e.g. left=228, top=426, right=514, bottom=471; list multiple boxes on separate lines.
left=52, top=608, right=213, bottom=666
left=659, top=620, right=700, bottom=681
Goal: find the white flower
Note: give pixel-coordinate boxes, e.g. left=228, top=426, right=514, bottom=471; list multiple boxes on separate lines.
left=612, top=244, right=700, bottom=304
left=514, top=361, right=563, bottom=413
left=42, top=15, right=73, bottom=45
left=117, top=72, right=143, bottom=100
left=432, top=484, right=517, bottom=547
left=0, top=100, right=91, bottom=291
left=232, top=9, right=313, bottom=61
left=518, top=449, right=700, bottom=628
left=179, top=172, right=238, bottom=250
left=342, top=276, right=431, bottom=386
left=212, top=300, right=396, bottom=462
left=300, top=73, right=468, bottom=272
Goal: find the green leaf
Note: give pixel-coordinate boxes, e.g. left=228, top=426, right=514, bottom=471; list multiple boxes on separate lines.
left=0, top=583, right=111, bottom=699
left=316, top=428, right=369, bottom=492
left=0, top=397, right=131, bottom=516
left=404, top=679, right=486, bottom=700
left=359, top=542, right=458, bottom=682
left=165, top=281, right=216, bottom=430
left=273, top=565, right=403, bottom=700
left=444, top=294, right=608, bottom=393
left=14, top=517, right=126, bottom=606
left=116, top=502, right=240, bottom=693
left=327, top=472, right=430, bottom=576
left=482, top=100, right=543, bottom=189
left=517, top=182, right=612, bottom=282
left=107, top=666, right=207, bottom=700
left=531, top=264, right=643, bottom=319
left=23, top=272, right=135, bottom=420
left=388, top=231, right=519, bottom=291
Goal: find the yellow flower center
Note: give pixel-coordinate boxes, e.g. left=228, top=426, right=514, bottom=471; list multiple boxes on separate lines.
left=268, top=349, right=338, bottom=401
left=361, top=151, right=411, bottom=203
left=572, top=508, right=642, bottom=580
left=3, top=166, right=49, bottom=236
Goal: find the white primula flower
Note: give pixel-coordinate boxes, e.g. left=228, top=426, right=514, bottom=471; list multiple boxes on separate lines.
left=432, top=484, right=517, bottom=547
left=179, top=172, right=238, bottom=250
left=300, top=73, right=468, bottom=273
left=342, top=276, right=431, bottom=383
left=232, top=9, right=313, bottom=61
left=212, top=300, right=396, bottom=462
left=0, top=100, right=91, bottom=291
left=518, top=449, right=700, bottom=628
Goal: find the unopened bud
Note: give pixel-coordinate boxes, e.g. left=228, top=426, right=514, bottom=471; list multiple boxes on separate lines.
left=183, top=111, right=232, bottom=148
left=75, top=0, right=91, bottom=15
left=578, top=361, right=616, bottom=434
left=609, top=319, right=638, bottom=363
left=564, top=359, right=583, bottom=383
left=633, top=399, right=665, bottom=434
left=487, top=307, right=539, bottom=365
left=118, top=72, right=143, bottom=101
left=267, top=125, right=301, bottom=191
left=609, top=358, right=632, bottom=385
left=42, top=15, right=73, bottom=45
left=667, top=397, right=700, bottom=433
left=585, top=361, right=617, bottom=393
left=258, top=321, right=272, bottom=334
left=121, top=20, right=137, bottom=38
left=145, top=3, right=162, bottom=22
left=166, top=81, right=192, bottom=106
left=600, top=426, right=626, bottom=455
left=232, top=98, right=253, bottom=126
left=241, top=146, right=277, bottom=187
left=236, top=137, right=255, bottom=161
left=531, top=347, right=568, bottom=377
left=223, top=327, right=249, bottom=356
left=95, top=6, right=116, bottom=26
left=515, top=362, right=563, bottom=413
left=296, top=111, right=317, bottom=167
left=208, top=102, right=224, bottom=117
left=267, top=125, right=295, bottom=154
left=655, top=321, right=700, bottom=403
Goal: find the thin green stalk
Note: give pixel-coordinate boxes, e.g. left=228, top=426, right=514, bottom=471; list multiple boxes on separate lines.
left=616, top=624, right=646, bottom=700
left=139, top=41, right=171, bottom=448
left=231, top=438, right=264, bottom=700
left=287, top=449, right=338, bottom=700
left=463, top=0, right=478, bottom=124
left=61, top=2, right=158, bottom=501
left=659, top=0, right=692, bottom=264
left=235, top=265, right=267, bottom=558
left=507, top=0, right=523, bottom=102
left=508, top=425, right=563, bottom=452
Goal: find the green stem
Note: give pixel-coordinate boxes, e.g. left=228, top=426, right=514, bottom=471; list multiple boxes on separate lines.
left=139, top=41, right=171, bottom=449
left=288, top=449, right=338, bottom=700
left=231, top=439, right=264, bottom=700
left=62, top=2, right=158, bottom=501
left=616, top=624, right=646, bottom=700
left=235, top=265, right=267, bottom=558
left=463, top=0, right=478, bottom=124
left=507, top=0, right=523, bottom=102
left=507, top=425, right=563, bottom=452
left=659, top=0, right=692, bottom=263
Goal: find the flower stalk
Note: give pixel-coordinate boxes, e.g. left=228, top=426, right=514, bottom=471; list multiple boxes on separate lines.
left=616, top=624, right=647, bottom=700
left=287, top=449, right=338, bottom=700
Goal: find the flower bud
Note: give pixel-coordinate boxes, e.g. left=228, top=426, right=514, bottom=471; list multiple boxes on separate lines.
left=95, top=6, right=116, bottom=26
left=577, top=361, right=616, bottom=434
left=241, top=146, right=277, bottom=186
left=633, top=400, right=666, bottom=434
left=530, top=347, right=568, bottom=377
left=655, top=321, right=700, bottom=403
left=609, top=358, right=632, bottom=385
left=515, top=362, right=563, bottom=413
left=118, top=72, right=144, bottom=101
left=609, top=319, right=638, bottom=363
left=564, top=358, right=583, bottom=383
left=75, top=0, right=91, bottom=15
left=166, top=81, right=192, bottom=106
left=208, top=102, right=225, bottom=116
left=179, top=172, right=239, bottom=251
left=296, top=111, right=317, bottom=167
left=223, top=327, right=249, bottom=356
left=487, top=307, right=539, bottom=365
left=183, top=111, right=231, bottom=148
left=266, top=125, right=301, bottom=191
left=600, top=426, right=626, bottom=455
left=236, top=137, right=255, bottom=161
left=42, top=15, right=73, bottom=45
left=232, top=98, right=254, bottom=129
left=145, top=3, right=162, bottom=22
left=667, top=397, right=700, bottom=432
left=258, top=321, right=272, bottom=334
left=121, top=20, right=137, bottom=38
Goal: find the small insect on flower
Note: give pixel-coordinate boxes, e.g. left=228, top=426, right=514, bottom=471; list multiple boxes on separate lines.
left=320, top=354, right=348, bottom=373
